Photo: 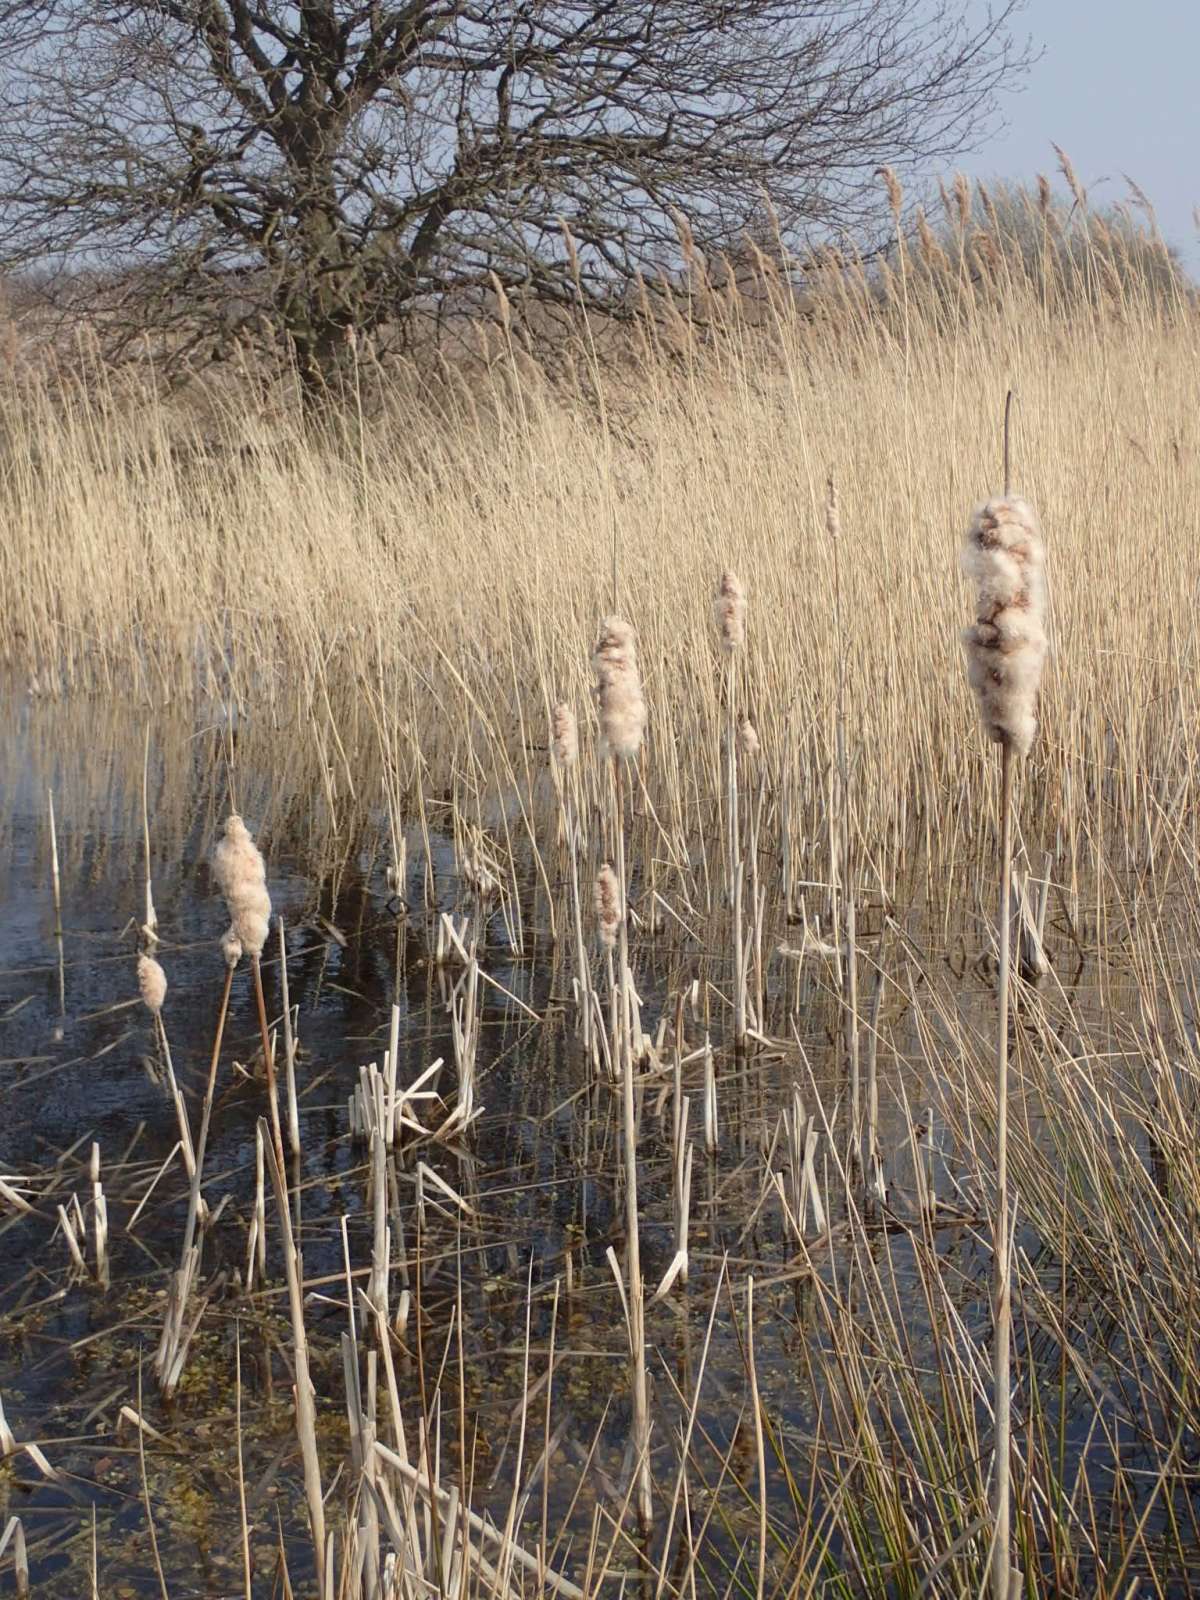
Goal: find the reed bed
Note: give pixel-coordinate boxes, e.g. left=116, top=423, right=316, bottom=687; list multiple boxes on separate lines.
left=0, top=198, right=1198, bottom=1597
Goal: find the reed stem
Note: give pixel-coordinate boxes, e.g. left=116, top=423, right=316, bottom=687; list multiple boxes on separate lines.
left=252, top=953, right=286, bottom=1176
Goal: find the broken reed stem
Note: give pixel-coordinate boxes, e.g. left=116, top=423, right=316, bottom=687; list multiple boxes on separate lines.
left=555, top=751, right=593, bottom=1069
left=613, top=761, right=652, bottom=1530
left=827, top=477, right=860, bottom=1175
left=992, top=740, right=1015, bottom=1600
left=47, top=787, right=61, bottom=937
left=155, top=1011, right=195, bottom=1181
left=179, top=964, right=235, bottom=1268
left=277, top=917, right=301, bottom=1161
left=251, top=953, right=286, bottom=1177
left=141, top=725, right=156, bottom=940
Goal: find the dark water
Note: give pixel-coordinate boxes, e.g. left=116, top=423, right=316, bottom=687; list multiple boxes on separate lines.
left=0, top=705, right=825, bottom=1595
left=1, top=702, right=1196, bottom=1597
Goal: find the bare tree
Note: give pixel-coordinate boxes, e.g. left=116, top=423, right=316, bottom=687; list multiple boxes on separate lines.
left=0, top=1, right=1030, bottom=389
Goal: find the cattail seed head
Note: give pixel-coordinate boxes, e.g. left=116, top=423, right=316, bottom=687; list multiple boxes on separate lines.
left=137, top=953, right=167, bottom=1015
left=825, top=477, right=840, bottom=540
left=960, top=497, right=1048, bottom=758
left=213, top=813, right=272, bottom=958
left=551, top=702, right=579, bottom=767
left=592, top=616, right=646, bottom=761
left=594, top=864, right=622, bottom=950
left=738, top=716, right=760, bottom=759
left=879, top=165, right=903, bottom=220
left=713, top=571, right=746, bottom=652
left=221, top=926, right=244, bottom=968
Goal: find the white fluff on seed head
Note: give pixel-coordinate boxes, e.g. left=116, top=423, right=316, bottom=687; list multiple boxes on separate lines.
left=213, top=815, right=261, bottom=897
left=214, top=812, right=272, bottom=958
left=233, top=909, right=270, bottom=957
left=960, top=496, right=1047, bottom=758
left=551, top=701, right=579, bottom=767
left=594, top=864, right=622, bottom=950
left=137, top=953, right=167, bottom=1015
left=592, top=616, right=646, bottom=761
left=221, top=926, right=244, bottom=968
left=713, top=571, right=746, bottom=652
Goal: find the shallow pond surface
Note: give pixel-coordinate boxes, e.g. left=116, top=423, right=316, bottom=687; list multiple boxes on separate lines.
left=0, top=702, right=1195, bottom=1597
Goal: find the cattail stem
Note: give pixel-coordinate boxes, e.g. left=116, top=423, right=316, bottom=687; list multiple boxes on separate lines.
left=991, top=741, right=1016, bottom=1600
left=727, top=661, right=747, bottom=1055
left=613, top=762, right=651, bottom=1530
left=261, top=1120, right=328, bottom=1598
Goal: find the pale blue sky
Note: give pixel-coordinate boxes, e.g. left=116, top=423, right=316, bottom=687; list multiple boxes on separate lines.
left=955, top=0, right=1198, bottom=269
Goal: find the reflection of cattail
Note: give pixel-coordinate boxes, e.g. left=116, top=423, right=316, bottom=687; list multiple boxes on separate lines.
left=961, top=498, right=1048, bottom=758
left=214, top=815, right=272, bottom=958
left=592, top=617, right=646, bottom=760
left=551, top=702, right=579, bottom=767
left=137, top=953, right=167, bottom=1015
left=594, top=864, right=622, bottom=949
left=713, top=571, right=746, bottom=652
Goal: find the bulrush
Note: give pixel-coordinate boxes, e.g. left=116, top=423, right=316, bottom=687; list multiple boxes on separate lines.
left=220, top=927, right=243, bottom=968
left=592, top=616, right=646, bottom=760
left=551, top=701, right=579, bottom=767
left=137, top=953, right=168, bottom=1015
left=961, top=497, right=1048, bottom=757
left=213, top=814, right=272, bottom=958
left=738, top=716, right=760, bottom=759
left=713, top=571, right=746, bottom=652
left=594, top=864, right=622, bottom=949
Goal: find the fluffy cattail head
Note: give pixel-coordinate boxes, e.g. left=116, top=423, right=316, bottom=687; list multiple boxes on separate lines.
left=221, top=926, right=244, bottom=969
left=594, top=864, right=622, bottom=950
left=214, top=813, right=272, bottom=958
left=213, top=814, right=259, bottom=896
left=738, top=716, right=760, bottom=759
left=592, top=616, right=646, bottom=761
left=960, top=496, right=1048, bottom=758
left=550, top=702, right=579, bottom=767
left=137, top=953, right=167, bottom=1015
left=713, top=571, right=746, bottom=652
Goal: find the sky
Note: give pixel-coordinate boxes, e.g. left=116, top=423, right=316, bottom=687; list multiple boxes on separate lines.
left=954, top=0, right=1199, bottom=269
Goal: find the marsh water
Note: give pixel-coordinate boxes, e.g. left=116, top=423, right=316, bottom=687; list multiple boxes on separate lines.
left=0, top=701, right=1192, bottom=1596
